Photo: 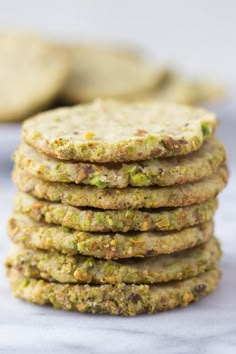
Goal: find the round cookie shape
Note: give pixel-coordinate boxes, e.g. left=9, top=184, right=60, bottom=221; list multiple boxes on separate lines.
left=6, top=237, right=221, bottom=285
left=7, top=267, right=221, bottom=316
left=12, top=165, right=228, bottom=210
left=23, top=100, right=217, bottom=162
left=8, top=215, right=214, bottom=259
left=14, top=192, right=217, bottom=233
left=0, top=32, right=69, bottom=121
left=60, top=43, right=164, bottom=103
left=14, top=137, right=226, bottom=188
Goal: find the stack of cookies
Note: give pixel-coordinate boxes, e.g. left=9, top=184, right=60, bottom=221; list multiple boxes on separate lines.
left=6, top=99, right=228, bottom=316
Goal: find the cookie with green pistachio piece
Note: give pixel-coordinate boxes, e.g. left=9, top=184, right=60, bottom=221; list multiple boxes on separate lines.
left=14, top=137, right=226, bottom=188
left=22, top=99, right=217, bottom=163
left=59, top=43, right=167, bottom=103
left=14, top=192, right=217, bottom=232
left=13, top=165, right=228, bottom=210
left=7, top=267, right=221, bottom=316
left=5, top=237, right=221, bottom=285
left=8, top=215, right=214, bottom=259
left=0, top=31, right=69, bottom=121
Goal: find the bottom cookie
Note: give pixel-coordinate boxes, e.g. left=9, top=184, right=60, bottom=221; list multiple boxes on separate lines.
left=7, top=267, right=221, bottom=316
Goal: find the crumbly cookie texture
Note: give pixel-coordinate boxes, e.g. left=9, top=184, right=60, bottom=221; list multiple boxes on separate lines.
left=14, top=138, right=226, bottom=188
left=22, top=100, right=217, bottom=162
left=0, top=31, right=69, bottom=121
left=60, top=43, right=166, bottom=103
left=7, top=267, right=221, bottom=316
left=8, top=215, right=214, bottom=259
left=13, top=165, right=228, bottom=209
left=6, top=237, right=221, bottom=285
left=14, top=192, right=217, bottom=232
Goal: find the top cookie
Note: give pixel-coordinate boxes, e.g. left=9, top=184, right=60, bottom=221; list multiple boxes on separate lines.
left=0, top=32, right=69, bottom=121
left=23, top=99, right=217, bottom=163
left=60, top=43, right=166, bottom=103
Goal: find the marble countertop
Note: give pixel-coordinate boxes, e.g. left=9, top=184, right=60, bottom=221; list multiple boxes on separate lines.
left=0, top=101, right=235, bottom=354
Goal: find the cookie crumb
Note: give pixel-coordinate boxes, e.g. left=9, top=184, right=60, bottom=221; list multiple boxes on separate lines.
left=135, top=129, right=148, bottom=136
left=83, top=132, right=96, bottom=140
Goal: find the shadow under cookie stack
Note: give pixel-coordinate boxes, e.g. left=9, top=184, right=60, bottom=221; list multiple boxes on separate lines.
left=6, top=99, right=228, bottom=316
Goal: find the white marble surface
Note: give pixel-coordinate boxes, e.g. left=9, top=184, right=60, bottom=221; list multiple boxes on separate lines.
left=0, top=102, right=236, bottom=354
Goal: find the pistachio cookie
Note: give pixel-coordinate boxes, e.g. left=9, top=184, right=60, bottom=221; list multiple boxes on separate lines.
left=22, top=99, right=217, bottom=162
left=8, top=215, right=214, bottom=259
left=0, top=32, right=69, bottom=121
left=14, top=192, right=217, bottom=232
left=7, top=267, right=221, bottom=316
left=6, top=237, right=221, bottom=285
left=14, top=137, right=226, bottom=188
left=60, top=43, right=165, bottom=103
left=13, top=165, right=228, bottom=209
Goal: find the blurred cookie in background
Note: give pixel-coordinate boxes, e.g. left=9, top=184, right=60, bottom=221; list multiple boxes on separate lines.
left=139, top=74, right=225, bottom=105
left=0, top=32, right=225, bottom=122
left=60, top=42, right=169, bottom=103
left=59, top=41, right=224, bottom=106
left=0, top=32, right=69, bottom=122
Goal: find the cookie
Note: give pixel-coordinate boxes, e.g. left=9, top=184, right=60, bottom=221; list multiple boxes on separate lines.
left=0, top=31, right=69, bottom=121
left=7, top=267, right=221, bottom=316
left=14, top=138, right=226, bottom=188
left=8, top=215, right=214, bottom=259
left=13, top=165, right=228, bottom=209
left=6, top=237, right=221, bottom=285
left=59, top=43, right=165, bottom=103
left=151, top=77, right=225, bottom=105
left=14, top=192, right=217, bottom=232
left=22, top=99, right=217, bottom=162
